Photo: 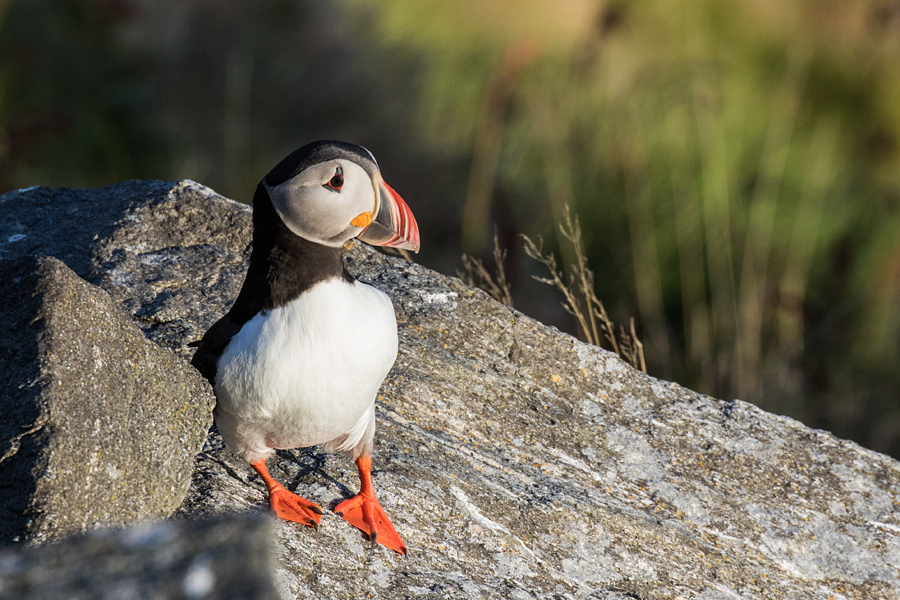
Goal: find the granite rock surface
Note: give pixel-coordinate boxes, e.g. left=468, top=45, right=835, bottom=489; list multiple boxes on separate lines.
left=0, top=255, right=214, bottom=544
left=1, top=181, right=898, bottom=599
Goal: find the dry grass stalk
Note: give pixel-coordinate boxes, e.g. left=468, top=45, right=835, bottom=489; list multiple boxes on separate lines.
left=522, top=207, right=647, bottom=373
left=458, top=231, right=513, bottom=307
left=623, top=318, right=647, bottom=374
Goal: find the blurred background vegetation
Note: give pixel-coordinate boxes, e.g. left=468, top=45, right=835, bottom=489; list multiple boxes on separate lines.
left=2, top=0, right=899, bottom=456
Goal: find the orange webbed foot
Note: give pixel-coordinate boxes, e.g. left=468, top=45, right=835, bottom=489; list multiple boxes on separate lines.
left=251, top=459, right=322, bottom=529
left=335, top=492, right=406, bottom=554
left=269, top=484, right=323, bottom=529
left=336, top=456, right=407, bottom=555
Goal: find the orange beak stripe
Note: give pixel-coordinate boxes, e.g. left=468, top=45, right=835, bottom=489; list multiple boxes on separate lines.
left=356, top=174, right=420, bottom=253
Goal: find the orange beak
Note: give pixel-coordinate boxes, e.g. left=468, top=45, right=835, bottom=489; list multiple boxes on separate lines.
left=357, top=173, right=420, bottom=253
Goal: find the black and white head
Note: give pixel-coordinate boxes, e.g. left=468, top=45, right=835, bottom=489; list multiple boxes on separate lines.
left=261, top=140, right=419, bottom=252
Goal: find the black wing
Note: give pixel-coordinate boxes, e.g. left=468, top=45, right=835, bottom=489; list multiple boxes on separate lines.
left=190, top=313, right=247, bottom=386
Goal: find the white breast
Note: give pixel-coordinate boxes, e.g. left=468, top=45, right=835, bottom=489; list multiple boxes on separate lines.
left=214, top=278, right=398, bottom=462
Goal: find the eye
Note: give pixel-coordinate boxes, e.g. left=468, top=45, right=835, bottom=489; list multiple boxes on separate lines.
left=324, top=166, right=344, bottom=192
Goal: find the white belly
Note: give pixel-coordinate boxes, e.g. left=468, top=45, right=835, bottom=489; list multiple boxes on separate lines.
left=214, top=278, right=398, bottom=462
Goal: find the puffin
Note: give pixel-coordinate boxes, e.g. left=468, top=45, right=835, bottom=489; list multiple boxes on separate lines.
left=191, top=140, right=419, bottom=555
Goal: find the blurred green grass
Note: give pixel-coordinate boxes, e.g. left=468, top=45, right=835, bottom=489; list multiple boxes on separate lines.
left=2, top=0, right=900, bottom=456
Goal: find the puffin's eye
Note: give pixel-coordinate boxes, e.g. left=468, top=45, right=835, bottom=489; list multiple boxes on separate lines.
left=324, top=167, right=344, bottom=192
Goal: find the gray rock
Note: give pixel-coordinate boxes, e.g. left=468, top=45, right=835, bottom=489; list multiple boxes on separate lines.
left=0, top=180, right=251, bottom=358
left=1, top=181, right=899, bottom=599
left=0, top=181, right=179, bottom=278
left=0, top=514, right=277, bottom=600
left=0, top=255, right=214, bottom=543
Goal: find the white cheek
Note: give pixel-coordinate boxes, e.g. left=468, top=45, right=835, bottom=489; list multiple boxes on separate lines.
left=267, top=186, right=345, bottom=247
left=266, top=161, right=376, bottom=246
left=343, top=177, right=377, bottom=218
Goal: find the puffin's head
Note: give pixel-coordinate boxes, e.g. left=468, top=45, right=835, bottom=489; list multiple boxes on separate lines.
left=261, top=140, right=420, bottom=252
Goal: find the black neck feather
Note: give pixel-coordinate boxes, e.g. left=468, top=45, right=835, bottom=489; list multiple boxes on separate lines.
left=228, top=184, right=351, bottom=322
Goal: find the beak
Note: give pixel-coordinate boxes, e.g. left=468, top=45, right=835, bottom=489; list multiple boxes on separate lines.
left=357, top=172, right=420, bottom=253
